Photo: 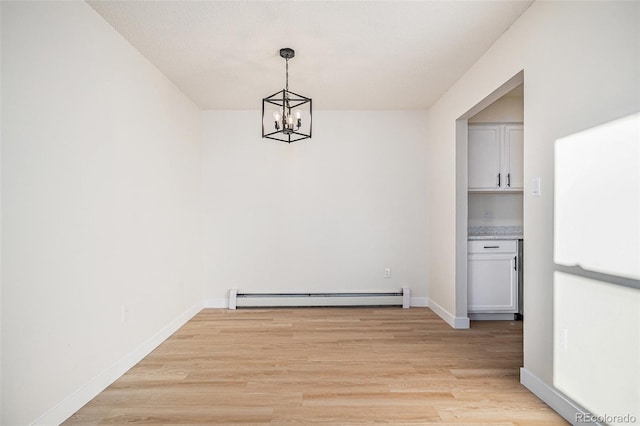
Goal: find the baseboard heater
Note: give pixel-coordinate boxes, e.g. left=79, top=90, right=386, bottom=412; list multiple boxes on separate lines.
left=229, top=287, right=410, bottom=309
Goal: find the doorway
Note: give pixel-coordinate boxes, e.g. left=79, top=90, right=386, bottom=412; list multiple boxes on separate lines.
left=454, top=71, right=524, bottom=326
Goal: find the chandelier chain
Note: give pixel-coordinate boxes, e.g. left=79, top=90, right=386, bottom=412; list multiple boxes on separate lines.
left=285, top=58, right=289, bottom=92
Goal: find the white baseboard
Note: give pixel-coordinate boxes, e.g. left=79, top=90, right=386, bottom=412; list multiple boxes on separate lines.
left=520, top=367, right=593, bottom=425
left=427, top=298, right=470, bottom=329
left=203, top=298, right=228, bottom=308
left=33, top=302, right=203, bottom=426
left=410, top=297, right=428, bottom=307
left=469, top=312, right=516, bottom=321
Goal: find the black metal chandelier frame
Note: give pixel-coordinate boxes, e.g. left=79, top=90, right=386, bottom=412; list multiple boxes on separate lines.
left=262, top=48, right=312, bottom=143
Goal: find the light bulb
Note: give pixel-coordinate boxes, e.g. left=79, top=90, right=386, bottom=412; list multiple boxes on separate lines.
left=273, top=111, right=281, bottom=131
left=294, top=110, right=302, bottom=129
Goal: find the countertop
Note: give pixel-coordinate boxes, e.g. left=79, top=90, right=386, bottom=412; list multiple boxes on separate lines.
left=468, top=226, right=523, bottom=240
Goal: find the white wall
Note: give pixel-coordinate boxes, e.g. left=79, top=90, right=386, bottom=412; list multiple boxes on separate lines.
left=1, top=2, right=203, bottom=424
left=468, top=193, right=523, bottom=228
left=425, top=0, right=639, bottom=420
left=202, top=111, right=429, bottom=305
left=468, top=94, right=523, bottom=124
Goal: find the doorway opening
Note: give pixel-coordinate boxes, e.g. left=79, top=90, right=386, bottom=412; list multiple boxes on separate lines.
left=454, top=71, right=524, bottom=328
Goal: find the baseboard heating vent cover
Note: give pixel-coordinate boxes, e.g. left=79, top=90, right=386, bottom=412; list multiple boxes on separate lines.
left=228, top=288, right=411, bottom=309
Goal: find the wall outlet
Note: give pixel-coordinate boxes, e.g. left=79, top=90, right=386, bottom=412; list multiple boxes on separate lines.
left=121, top=305, right=128, bottom=323
left=384, top=268, right=391, bottom=278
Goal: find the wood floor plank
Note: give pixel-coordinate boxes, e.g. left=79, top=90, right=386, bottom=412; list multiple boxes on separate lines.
left=64, top=308, right=567, bottom=425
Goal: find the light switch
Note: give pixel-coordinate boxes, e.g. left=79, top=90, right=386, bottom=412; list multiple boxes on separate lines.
left=532, top=177, right=541, bottom=197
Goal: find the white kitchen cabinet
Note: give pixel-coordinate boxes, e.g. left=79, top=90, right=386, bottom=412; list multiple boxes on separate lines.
left=468, top=240, right=518, bottom=313
left=503, top=125, right=523, bottom=189
left=468, top=124, right=523, bottom=191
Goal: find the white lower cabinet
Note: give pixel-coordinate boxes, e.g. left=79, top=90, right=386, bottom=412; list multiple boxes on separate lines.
left=468, top=240, right=518, bottom=313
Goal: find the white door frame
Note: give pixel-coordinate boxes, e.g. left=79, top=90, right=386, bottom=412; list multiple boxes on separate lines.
left=454, top=70, right=524, bottom=327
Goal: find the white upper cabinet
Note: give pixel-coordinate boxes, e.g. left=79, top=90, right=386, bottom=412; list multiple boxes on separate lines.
left=468, top=124, right=523, bottom=192
left=503, top=125, right=523, bottom=190
left=468, top=126, right=501, bottom=189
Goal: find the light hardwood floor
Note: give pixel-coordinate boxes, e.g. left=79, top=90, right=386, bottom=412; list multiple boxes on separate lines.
left=65, top=308, right=567, bottom=425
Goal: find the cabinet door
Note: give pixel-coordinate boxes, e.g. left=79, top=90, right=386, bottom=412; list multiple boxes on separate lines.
left=468, top=253, right=518, bottom=312
left=468, top=126, right=500, bottom=190
left=504, top=125, right=523, bottom=190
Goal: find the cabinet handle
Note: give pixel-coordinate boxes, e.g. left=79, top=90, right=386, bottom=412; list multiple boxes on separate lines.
left=513, top=256, right=517, bottom=270
left=507, top=173, right=511, bottom=187
left=497, top=173, right=501, bottom=187
left=483, top=245, right=500, bottom=249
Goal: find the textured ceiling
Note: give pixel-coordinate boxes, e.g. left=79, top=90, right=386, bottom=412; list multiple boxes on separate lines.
left=87, top=1, right=533, bottom=110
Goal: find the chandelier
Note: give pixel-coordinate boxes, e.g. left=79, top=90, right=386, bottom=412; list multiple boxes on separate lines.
left=262, top=48, right=312, bottom=143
